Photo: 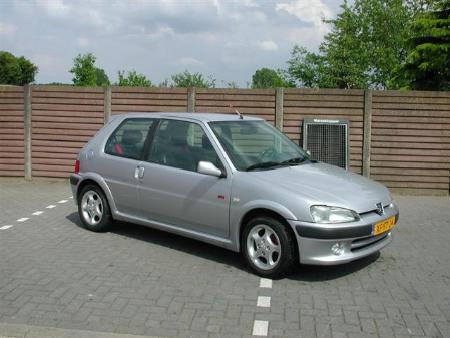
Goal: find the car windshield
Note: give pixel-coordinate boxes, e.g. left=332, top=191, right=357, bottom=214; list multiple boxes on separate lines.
left=209, top=120, right=310, bottom=171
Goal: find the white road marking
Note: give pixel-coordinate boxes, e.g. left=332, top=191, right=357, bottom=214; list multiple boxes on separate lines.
left=16, top=218, right=29, bottom=222
left=57, top=200, right=68, bottom=204
left=259, top=278, right=272, bottom=288
left=0, top=225, right=13, bottom=230
left=46, top=205, right=56, bottom=209
left=252, top=320, right=269, bottom=336
left=69, top=196, right=73, bottom=199
left=32, top=211, right=44, bottom=216
left=257, top=296, right=271, bottom=308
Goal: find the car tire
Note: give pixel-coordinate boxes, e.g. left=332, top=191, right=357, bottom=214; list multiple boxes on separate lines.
left=78, top=184, right=112, bottom=232
left=242, top=216, right=297, bottom=278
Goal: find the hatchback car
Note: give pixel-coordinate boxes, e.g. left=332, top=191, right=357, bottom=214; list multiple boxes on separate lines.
left=71, top=112, right=399, bottom=277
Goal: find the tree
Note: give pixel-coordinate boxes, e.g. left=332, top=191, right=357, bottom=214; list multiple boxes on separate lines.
left=286, top=0, right=412, bottom=89
left=0, top=51, right=38, bottom=85
left=251, top=68, right=294, bottom=88
left=171, top=70, right=215, bottom=88
left=391, top=1, right=450, bottom=90
left=70, top=53, right=109, bottom=87
left=117, top=70, right=152, bottom=87
left=95, top=68, right=110, bottom=86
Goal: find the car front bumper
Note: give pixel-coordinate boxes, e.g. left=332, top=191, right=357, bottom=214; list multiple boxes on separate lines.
left=290, top=203, right=399, bottom=265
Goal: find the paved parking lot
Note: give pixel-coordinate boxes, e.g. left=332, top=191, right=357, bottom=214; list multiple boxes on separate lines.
left=0, top=178, right=449, bottom=338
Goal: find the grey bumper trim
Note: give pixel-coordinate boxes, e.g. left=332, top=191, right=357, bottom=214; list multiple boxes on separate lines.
left=70, top=174, right=80, bottom=186
left=295, top=223, right=373, bottom=239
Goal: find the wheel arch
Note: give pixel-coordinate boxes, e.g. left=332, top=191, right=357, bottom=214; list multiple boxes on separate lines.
left=236, top=206, right=298, bottom=256
left=76, top=174, right=117, bottom=216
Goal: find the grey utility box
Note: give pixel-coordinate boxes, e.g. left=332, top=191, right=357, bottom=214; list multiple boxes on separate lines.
left=303, top=118, right=349, bottom=170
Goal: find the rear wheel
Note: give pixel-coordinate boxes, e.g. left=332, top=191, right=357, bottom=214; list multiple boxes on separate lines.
left=78, top=184, right=112, bottom=232
left=242, top=216, right=297, bottom=278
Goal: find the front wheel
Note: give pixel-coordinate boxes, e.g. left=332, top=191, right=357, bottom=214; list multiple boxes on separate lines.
left=78, top=184, right=112, bottom=232
left=242, top=216, right=297, bottom=278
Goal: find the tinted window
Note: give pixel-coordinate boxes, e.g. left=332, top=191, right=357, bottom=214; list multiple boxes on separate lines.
left=146, top=119, right=222, bottom=172
left=105, top=119, right=155, bottom=160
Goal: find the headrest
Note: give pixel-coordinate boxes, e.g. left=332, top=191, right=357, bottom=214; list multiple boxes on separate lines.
left=122, top=130, right=143, bottom=145
left=202, top=134, right=214, bottom=151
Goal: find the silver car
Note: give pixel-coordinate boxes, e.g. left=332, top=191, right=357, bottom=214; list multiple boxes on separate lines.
left=71, top=112, right=399, bottom=278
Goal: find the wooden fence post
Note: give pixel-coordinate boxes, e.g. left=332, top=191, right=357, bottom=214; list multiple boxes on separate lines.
left=275, top=87, right=284, bottom=131
left=104, top=86, right=111, bottom=124
left=187, top=87, right=196, bottom=112
left=24, top=85, right=32, bottom=180
left=362, top=89, right=373, bottom=178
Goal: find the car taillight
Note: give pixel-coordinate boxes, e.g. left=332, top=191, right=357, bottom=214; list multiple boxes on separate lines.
left=74, top=160, right=80, bottom=174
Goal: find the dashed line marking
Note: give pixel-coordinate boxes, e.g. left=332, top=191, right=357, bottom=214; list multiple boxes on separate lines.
left=69, top=196, right=73, bottom=199
left=32, top=211, right=44, bottom=216
left=46, top=205, right=56, bottom=209
left=0, top=225, right=13, bottom=230
left=259, top=278, right=272, bottom=288
left=252, top=320, right=269, bottom=336
left=57, top=200, right=68, bottom=204
left=16, top=218, right=29, bottom=222
left=257, top=296, right=271, bottom=308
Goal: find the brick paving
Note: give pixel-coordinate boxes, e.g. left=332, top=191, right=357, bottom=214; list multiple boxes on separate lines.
left=0, top=178, right=449, bottom=337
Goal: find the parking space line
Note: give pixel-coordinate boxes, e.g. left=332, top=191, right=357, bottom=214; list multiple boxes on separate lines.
left=259, top=278, right=272, bottom=288
left=16, top=218, right=29, bottom=222
left=46, top=205, right=56, bottom=209
left=32, top=211, right=44, bottom=216
left=57, top=200, right=68, bottom=204
left=0, top=225, right=13, bottom=230
left=257, top=296, right=271, bottom=308
left=252, top=320, right=269, bottom=336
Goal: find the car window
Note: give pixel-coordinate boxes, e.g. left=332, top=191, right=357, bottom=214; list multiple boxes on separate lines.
left=210, top=120, right=307, bottom=171
left=105, top=118, right=155, bottom=160
left=146, top=119, right=223, bottom=172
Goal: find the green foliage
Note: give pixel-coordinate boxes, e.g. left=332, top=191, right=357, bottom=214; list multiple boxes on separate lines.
left=117, top=70, right=152, bottom=87
left=0, top=51, right=38, bottom=85
left=391, top=1, right=450, bottom=90
left=251, top=68, right=294, bottom=88
left=70, top=53, right=109, bottom=87
left=222, top=80, right=240, bottom=88
left=170, top=70, right=215, bottom=88
left=286, top=0, right=412, bottom=89
left=95, top=68, right=110, bottom=86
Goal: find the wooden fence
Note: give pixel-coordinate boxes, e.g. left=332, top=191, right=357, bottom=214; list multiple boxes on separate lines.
left=0, top=85, right=449, bottom=195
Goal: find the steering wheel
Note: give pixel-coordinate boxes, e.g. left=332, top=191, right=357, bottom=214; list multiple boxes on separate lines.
left=258, top=147, right=277, bottom=160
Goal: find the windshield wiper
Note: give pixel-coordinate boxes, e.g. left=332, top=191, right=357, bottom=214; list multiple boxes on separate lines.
left=281, top=157, right=307, bottom=165
left=246, top=161, right=282, bottom=171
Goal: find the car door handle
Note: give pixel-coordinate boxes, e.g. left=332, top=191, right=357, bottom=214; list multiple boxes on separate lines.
left=134, top=166, right=145, bottom=180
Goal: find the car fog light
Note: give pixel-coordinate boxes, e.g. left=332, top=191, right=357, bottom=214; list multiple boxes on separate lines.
left=331, top=242, right=344, bottom=256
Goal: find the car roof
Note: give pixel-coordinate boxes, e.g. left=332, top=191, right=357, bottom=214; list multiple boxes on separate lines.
left=113, top=112, right=263, bottom=123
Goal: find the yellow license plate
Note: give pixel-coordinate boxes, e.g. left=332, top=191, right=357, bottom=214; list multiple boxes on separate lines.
left=373, top=216, right=396, bottom=236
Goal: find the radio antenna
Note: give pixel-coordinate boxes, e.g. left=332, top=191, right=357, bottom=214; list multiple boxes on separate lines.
left=229, top=104, right=244, bottom=119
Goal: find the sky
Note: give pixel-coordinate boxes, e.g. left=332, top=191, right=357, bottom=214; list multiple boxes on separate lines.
left=0, top=0, right=344, bottom=86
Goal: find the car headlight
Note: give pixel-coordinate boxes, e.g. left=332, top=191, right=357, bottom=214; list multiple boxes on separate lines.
left=310, top=205, right=360, bottom=224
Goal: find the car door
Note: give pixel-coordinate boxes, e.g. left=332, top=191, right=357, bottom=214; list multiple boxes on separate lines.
left=136, top=119, right=231, bottom=238
left=99, top=118, right=155, bottom=216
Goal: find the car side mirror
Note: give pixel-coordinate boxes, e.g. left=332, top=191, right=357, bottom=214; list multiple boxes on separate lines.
left=197, top=161, right=225, bottom=178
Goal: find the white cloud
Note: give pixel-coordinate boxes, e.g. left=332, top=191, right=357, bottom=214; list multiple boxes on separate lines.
left=276, top=0, right=333, bottom=27
left=257, top=40, right=279, bottom=51
left=76, top=37, right=89, bottom=47
left=178, top=57, right=203, bottom=66
left=0, top=22, right=17, bottom=37
left=35, top=0, right=70, bottom=18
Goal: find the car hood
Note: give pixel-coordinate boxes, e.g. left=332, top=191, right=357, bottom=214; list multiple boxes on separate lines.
left=248, top=162, right=391, bottom=214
